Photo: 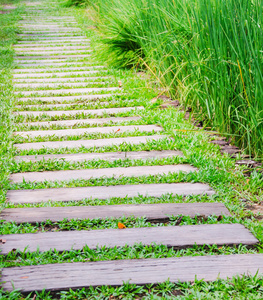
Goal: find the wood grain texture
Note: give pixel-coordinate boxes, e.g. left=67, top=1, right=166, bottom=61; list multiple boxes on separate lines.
left=13, top=66, right=103, bottom=73
left=14, top=46, right=91, bottom=51
left=17, top=40, right=89, bottom=44
left=0, top=224, right=257, bottom=255
left=16, top=116, right=139, bottom=129
left=17, top=94, right=112, bottom=102
left=14, top=81, right=104, bottom=88
left=13, top=76, right=107, bottom=83
left=17, top=36, right=88, bottom=40
left=14, top=135, right=168, bottom=151
left=0, top=202, right=230, bottom=223
left=14, top=87, right=119, bottom=96
left=14, top=125, right=161, bottom=139
left=7, top=183, right=214, bottom=204
left=15, top=56, right=91, bottom=63
left=16, top=103, right=80, bottom=109
left=2, top=254, right=263, bottom=292
left=14, top=150, right=182, bottom=163
left=14, top=106, right=143, bottom=117
left=10, top=164, right=195, bottom=183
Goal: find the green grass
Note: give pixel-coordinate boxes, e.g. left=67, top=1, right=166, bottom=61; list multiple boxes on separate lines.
left=0, top=0, right=22, bottom=218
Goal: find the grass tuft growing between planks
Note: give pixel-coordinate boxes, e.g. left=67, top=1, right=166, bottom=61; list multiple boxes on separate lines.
left=89, top=0, right=263, bottom=158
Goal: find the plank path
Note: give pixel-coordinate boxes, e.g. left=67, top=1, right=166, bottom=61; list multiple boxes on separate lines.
left=1, top=0, right=261, bottom=294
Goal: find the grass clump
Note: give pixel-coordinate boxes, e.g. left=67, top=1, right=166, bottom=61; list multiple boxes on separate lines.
left=89, top=0, right=263, bottom=158
left=0, top=2, right=21, bottom=211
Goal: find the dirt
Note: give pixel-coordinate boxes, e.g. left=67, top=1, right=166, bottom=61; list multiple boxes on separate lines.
left=245, top=203, right=263, bottom=219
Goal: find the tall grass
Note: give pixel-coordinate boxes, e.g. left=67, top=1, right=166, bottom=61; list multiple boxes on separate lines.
left=90, top=0, right=263, bottom=157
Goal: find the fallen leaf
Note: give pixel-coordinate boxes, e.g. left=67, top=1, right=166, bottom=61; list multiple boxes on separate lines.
left=118, top=222, right=126, bottom=229
left=118, top=81, right=122, bottom=88
left=20, top=276, right=28, bottom=279
left=115, top=128, right=120, bottom=133
left=246, top=179, right=250, bottom=184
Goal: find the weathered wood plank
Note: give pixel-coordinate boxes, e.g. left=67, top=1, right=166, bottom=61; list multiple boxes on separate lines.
left=13, top=76, right=107, bottom=83
left=14, top=81, right=102, bottom=89
left=14, top=125, right=161, bottom=139
left=15, top=103, right=81, bottom=109
left=14, top=106, right=142, bottom=117
left=17, top=33, right=84, bottom=37
left=17, top=94, right=112, bottom=102
left=17, top=31, right=82, bottom=35
left=14, top=46, right=91, bottom=51
left=16, top=53, right=91, bottom=59
left=14, top=135, right=166, bottom=151
left=17, top=36, right=87, bottom=40
left=0, top=202, right=230, bottom=223
left=16, top=116, right=139, bottom=128
left=15, top=56, right=91, bottom=63
left=16, top=51, right=90, bottom=55
left=7, top=183, right=214, bottom=204
left=2, top=254, right=263, bottom=292
left=10, top=164, right=196, bottom=183
left=14, top=87, right=119, bottom=96
left=14, top=150, right=182, bottom=163
left=13, top=66, right=104, bottom=73
left=0, top=224, right=257, bottom=255
left=17, top=39, right=88, bottom=44
left=15, top=62, right=94, bottom=67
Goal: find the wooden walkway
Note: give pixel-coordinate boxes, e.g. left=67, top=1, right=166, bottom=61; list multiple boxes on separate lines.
left=2, top=254, right=263, bottom=293
left=0, top=224, right=258, bottom=254
left=1, top=0, right=262, bottom=294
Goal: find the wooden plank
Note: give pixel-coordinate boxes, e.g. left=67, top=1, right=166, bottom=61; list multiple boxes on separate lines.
left=14, top=106, right=143, bottom=117
left=7, top=183, right=214, bottom=204
left=18, top=30, right=82, bottom=34
left=17, top=33, right=83, bottom=37
left=15, top=62, right=95, bottom=67
left=15, top=41, right=91, bottom=47
left=14, top=87, right=119, bottom=96
left=20, top=28, right=81, bottom=31
left=15, top=55, right=92, bottom=61
left=18, top=25, right=78, bottom=28
left=18, top=36, right=87, bottom=40
left=14, top=81, right=104, bottom=88
left=17, top=39, right=88, bottom=44
left=2, top=254, right=263, bottom=292
left=15, top=116, right=139, bottom=128
left=0, top=202, right=230, bottom=224
left=15, top=56, right=91, bottom=63
left=14, top=46, right=91, bottom=51
left=14, top=77, right=106, bottom=83
left=0, top=224, right=257, bottom=255
left=14, top=135, right=167, bottom=151
left=14, top=150, right=183, bottom=163
left=10, top=164, right=196, bottom=183
left=15, top=125, right=161, bottom=139
left=17, top=94, right=113, bottom=102
left=15, top=103, right=97, bottom=109
left=16, top=50, right=90, bottom=55
left=13, top=66, right=104, bottom=73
